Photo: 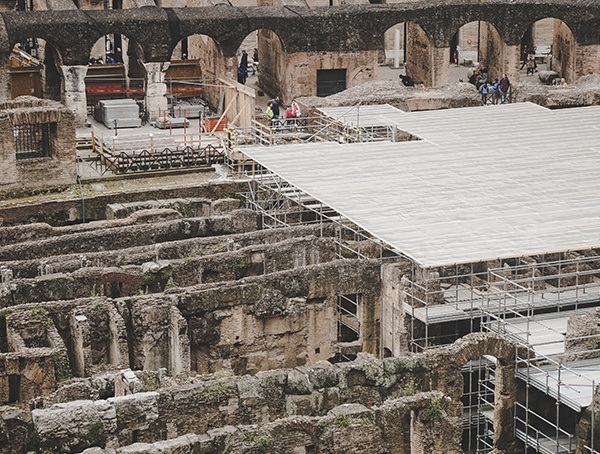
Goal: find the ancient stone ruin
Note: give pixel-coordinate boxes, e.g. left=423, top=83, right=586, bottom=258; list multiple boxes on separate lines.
left=0, top=161, right=599, bottom=453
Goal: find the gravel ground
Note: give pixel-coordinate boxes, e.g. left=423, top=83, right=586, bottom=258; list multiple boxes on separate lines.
left=296, top=74, right=600, bottom=112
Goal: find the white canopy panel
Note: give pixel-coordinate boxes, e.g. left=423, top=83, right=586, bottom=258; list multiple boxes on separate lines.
left=241, top=103, right=600, bottom=267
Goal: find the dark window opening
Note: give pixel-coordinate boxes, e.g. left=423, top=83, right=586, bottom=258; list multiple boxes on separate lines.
left=15, top=123, right=53, bottom=160
left=337, top=294, right=360, bottom=343
left=317, top=69, right=346, bottom=97
left=0, top=316, right=7, bottom=353
left=181, top=38, right=189, bottom=59
left=8, top=374, right=20, bottom=403
left=132, top=429, right=139, bottom=443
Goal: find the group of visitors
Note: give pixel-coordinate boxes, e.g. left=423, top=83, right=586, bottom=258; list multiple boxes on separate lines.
left=237, top=48, right=259, bottom=85
left=520, top=46, right=538, bottom=75
left=478, top=74, right=511, bottom=105
left=89, top=48, right=123, bottom=65
left=265, top=97, right=302, bottom=128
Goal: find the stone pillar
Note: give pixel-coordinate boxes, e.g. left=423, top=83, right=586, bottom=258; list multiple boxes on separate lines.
left=70, top=312, right=89, bottom=377
left=381, top=264, right=409, bottom=356
left=168, top=306, right=190, bottom=376
left=575, top=44, right=600, bottom=81
left=143, top=61, right=170, bottom=121
left=108, top=306, right=128, bottom=368
left=0, top=53, right=11, bottom=103
left=493, top=363, right=519, bottom=453
left=59, top=65, right=89, bottom=126
left=504, top=44, right=521, bottom=83
left=0, top=16, right=12, bottom=103
left=431, top=46, right=450, bottom=87
left=0, top=114, right=17, bottom=188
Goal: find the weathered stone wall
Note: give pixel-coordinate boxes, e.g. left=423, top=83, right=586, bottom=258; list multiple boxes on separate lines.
left=564, top=307, right=600, bottom=361
left=177, top=258, right=382, bottom=374
left=257, top=29, right=285, bottom=99
left=576, top=383, right=600, bottom=454
left=0, top=256, right=382, bottom=386
left=28, top=353, right=463, bottom=453
left=0, top=210, right=258, bottom=262
left=0, top=180, right=247, bottom=226
left=0, top=97, right=76, bottom=197
left=0, top=234, right=336, bottom=306
left=65, top=394, right=460, bottom=454
left=380, top=262, right=411, bottom=357
left=0, top=224, right=337, bottom=278
left=0, top=351, right=58, bottom=408
left=273, top=50, right=378, bottom=102
left=479, top=22, right=503, bottom=82
left=554, top=19, right=576, bottom=83
left=406, top=22, right=432, bottom=87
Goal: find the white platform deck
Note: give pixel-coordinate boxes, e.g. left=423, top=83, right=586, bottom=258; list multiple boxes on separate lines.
left=241, top=103, right=600, bottom=268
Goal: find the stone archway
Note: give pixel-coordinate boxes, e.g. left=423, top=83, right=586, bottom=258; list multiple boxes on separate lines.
left=439, top=332, right=530, bottom=453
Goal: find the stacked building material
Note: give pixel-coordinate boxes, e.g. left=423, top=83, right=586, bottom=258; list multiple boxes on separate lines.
left=94, top=99, right=141, bottom=129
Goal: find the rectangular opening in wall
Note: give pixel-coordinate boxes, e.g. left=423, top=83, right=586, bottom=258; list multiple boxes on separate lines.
left=14, top=123, right=53, bottom=160
left=317, top=69, right=346, bottom=97
left=8, top=374, right=20, bottom=403
left=337, top=294, right=360, bottom=343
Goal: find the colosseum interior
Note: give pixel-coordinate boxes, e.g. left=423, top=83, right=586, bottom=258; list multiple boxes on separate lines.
left=1, top=0, right=600, bottom=453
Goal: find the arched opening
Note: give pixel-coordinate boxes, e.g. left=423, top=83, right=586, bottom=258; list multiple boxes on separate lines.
left=164, top=34, right=214, bottom=114
left=234, top=31, right=258, bottom=87
left=449, top=21, right=504, bottom=87
left=253, top=29, right=286, bottom=100
left=7, top=38, right=64, bottom=101
left=520, top=18, right=576, bottom=84
left=166, top=33, right=224, bottom=117
left=85, top=35, right=145, bottom=117
left=381, top=22, right=406, bottom=73
left=403, top=21, right=434, bottom=87
left=462, top=355, right=496, bottom=453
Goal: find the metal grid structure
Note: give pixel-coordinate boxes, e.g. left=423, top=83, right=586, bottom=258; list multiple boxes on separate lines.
left=227, top=103, right=600, bottom=453
left=480, top=255, right=600, bottom=454
left=237, top=162, right=392, bottom=261
left=14, top=123, right=52, bottom=160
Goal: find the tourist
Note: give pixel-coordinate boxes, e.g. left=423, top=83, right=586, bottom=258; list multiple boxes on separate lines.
left=491, top=78, right=500, bottom=104
left=479, top=82, right=489, bottom=105
left=270, top=96, right=281, bottom=119
left=526, top=56, right=535, bottom=76
left=240, top=50, right=248, bottom=68
left=251, top=48, right=258, bottom=75
left=291, top=100, right=301, bottom=119
left=520, top=46, right=529, bottom=70
left=285, top=106, right=295, bottom=127
left=499, top=74, right=510, bottom=103
left=237, top=65, right=248, bottom=85
left=265, top=101, right=275, bottom=126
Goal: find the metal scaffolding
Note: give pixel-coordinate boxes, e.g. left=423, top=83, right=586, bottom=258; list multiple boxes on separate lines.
left=224, top=104, right=600, bottom=453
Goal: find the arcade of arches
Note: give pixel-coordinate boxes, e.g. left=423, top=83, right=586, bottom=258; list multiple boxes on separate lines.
left=0, top=0, right=598, bottom=123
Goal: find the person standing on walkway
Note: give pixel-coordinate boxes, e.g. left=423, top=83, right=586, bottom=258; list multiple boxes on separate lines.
left=491, top=79, right=500, bottom=104
left=240, top=50, right=248, bottom=68
left=252, top=48, right=258, bottom=75
left=237, top=65, right=248, bottom=84
left=499, top=74, right=510, bottom=104
left=270, top=96, right=281, bottom=119
left=479, top=82, right=489, bottom=105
